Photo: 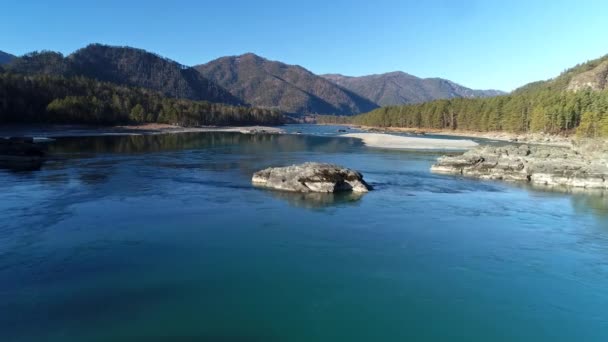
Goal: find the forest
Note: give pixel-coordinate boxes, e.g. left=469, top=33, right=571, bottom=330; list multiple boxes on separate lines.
left=318, top=88, right=608, bottom=137
left=319, top=55, right=608, bottom=138
left=0, top=73, right=284, bottom=126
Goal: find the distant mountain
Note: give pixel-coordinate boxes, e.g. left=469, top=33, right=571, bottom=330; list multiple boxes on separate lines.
left=4, top=44, right=509, bottom=114
left=195, top=53, right=379, bottom=115
left=0, top=50, right=15, bottom=65
left=322, top=72, right=505, bottom=107
left=6, top=44, right=241, bottom=105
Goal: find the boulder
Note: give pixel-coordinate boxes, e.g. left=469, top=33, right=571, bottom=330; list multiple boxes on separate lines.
left=252, top=162, right=371, bottom=193
left=431, top=144, right=608, bottom=189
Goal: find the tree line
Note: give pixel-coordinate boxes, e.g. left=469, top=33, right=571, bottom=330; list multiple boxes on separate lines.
left=318, top=87, right=608, bottom=137
left=0, top=72, right=284, bottom=126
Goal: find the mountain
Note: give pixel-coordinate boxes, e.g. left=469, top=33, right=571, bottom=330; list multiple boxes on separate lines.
left=195, top=53, right=379, bottom=115
left=513, top=54, right=608, bottom=94
left=6, top=44, right=241, bottom=105
left=321, top=72, right=505, bottom=107
left=321, top=53, right=608, bottom=137
left=0, top=50, right=15, bottom=65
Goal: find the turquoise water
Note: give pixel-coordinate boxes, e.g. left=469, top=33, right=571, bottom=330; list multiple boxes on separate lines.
left=1, top=126, right=608, bottom=341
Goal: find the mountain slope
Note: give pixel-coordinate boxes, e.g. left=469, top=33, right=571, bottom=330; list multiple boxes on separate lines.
left=322, top=72, right=505, bottom=107
left=0, top=50, right=16, bottom=65
left=6, top=44, right=241, bottom=105
left=0, top=73, right=283, bottom=126
left=567, top=58, right=608, bottom=91
left=321, top=53, right=608, bottom=137
left=513, top=54, right=608, bottom=94
left=195, top=53, right=379, bottom=115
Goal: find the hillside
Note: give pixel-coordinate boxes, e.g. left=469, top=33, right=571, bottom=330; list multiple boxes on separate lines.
left=320, top=54, right=608, bottom=138
left=0, top=73, right=283, bottom=126
left=513, top=54, right=608, bottom=94
left=195, top=53, right=379, bottom=115
left=322, top=72, right=504, bottom=106
left=5, top=44, right=241, bottom=105
left=0, top=50, right=15, bottom=65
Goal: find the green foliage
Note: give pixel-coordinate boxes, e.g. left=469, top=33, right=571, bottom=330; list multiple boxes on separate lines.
left=130, top=104, right=145, bottom=122
left=321, top=53, right=608, bottom=137
left=0, top=73, right=284, bottom=126
left=577, top=111, right=608, bottom=138
left=318, top=87, right=608, bottom=137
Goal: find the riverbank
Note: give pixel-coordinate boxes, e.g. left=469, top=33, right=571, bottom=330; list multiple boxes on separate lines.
left=341, top=133, right=479, bottom=150
left=432, top=142, right=608, bottom=190
left=336, top=124, right=573, bottom=147
left=0, top=123, right=285, bottom=138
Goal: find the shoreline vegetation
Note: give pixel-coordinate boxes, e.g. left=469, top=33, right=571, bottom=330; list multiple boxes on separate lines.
left=317, top=54, right=608, bottom=140
left=0, top=73, right=284, bottom=127
left=0, top=123, right=285, bottom=138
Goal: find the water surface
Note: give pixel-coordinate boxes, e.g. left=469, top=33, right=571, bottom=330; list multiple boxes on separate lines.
left=1, top=126, right=607, bottom=341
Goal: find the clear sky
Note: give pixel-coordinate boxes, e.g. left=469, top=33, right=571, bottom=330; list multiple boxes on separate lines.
left=2, top=0, right=607, bottom=91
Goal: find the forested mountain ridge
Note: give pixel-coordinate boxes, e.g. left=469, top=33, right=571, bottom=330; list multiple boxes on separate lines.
left=194, top=53, right=379, bottom=115
left=319, top=54, right=608, bottom=137
left=5, top=44, right=241, bottom=105
left=0, top=51, right=15, bottom=65
left=321, top=72, right=504, bottom=106
left=2, top=44, right=506, bottom=116
left=0, top=73, right=283, bottom=126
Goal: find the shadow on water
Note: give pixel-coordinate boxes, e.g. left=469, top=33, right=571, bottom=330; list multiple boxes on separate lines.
left=263, top=189, right=365, bottom=210
left=48, top=132, right=363, bottom=155
left=0, top=159, right=45, bottom=172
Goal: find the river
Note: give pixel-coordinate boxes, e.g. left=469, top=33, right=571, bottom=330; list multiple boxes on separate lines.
left=1, top=125, right=607, bottom=341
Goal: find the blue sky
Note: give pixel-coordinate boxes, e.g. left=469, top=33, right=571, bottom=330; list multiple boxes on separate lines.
left=1, top=0, right=607, bottom=91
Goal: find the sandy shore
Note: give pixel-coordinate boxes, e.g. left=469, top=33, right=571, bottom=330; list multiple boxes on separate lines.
left=346, top=125, right=573, bottom=147
left=342, top=133, right=479, bottom=150
left=0, top=124, right=285, bottom=138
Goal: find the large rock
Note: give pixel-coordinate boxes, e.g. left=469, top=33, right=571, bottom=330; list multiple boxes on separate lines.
left=252, top=162, right=371, bottom=193
left=431, top=144, right=608, bottom=189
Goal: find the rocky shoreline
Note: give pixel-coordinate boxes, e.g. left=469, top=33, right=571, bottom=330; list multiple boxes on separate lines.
left=431, top=142, right=608, bottom=189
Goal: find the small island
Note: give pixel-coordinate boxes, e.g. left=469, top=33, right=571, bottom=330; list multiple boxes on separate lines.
left=252, top=162, right=372, bottom=193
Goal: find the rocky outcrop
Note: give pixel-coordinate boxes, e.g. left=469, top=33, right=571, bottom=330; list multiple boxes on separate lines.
left=431, top=144, right=608, bottom=189
left=567, top=60, right=608, bottom=92
left=252, top=162, right=371, bottom=193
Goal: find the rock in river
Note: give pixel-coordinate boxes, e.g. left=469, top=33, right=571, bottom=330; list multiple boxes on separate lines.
left=431, top=144, right=608, bottom=189
left=252, top=162, right=372, bottom=193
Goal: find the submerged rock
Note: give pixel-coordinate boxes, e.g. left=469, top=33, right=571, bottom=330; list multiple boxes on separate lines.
left=431, top=144, right=608, bottom=189
left=252, top=162, right=372, bottom=193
